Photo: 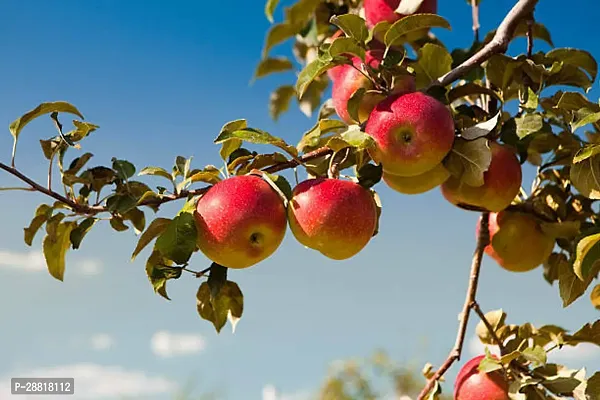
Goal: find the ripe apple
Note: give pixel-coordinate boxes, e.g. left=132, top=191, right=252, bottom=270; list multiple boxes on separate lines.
left=288, top=177, right=378, bottom=260
left=331, top=50, right=416, bottom=125
left=477, top=211, right=554, bottom=273
left=194, top=175, right=287, bottom=269
left=364, top=91, right=455, bottom=177
left=441, top=142, right=522, bottom=212
left=383, top=161, right=449, bottom=195
left=454, top=355, right=509, bottom=400
left=364, top=0, right=438, bottom=28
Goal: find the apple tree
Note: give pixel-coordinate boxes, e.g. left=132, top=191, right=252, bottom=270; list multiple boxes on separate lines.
left=1, top=0, right=599, bottom=398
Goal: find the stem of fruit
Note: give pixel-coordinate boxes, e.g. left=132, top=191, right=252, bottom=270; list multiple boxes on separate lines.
left=416, top=211, right=490, bottom=400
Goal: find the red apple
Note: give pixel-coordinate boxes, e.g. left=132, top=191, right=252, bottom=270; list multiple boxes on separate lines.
left=477, top=211, right=554, bottom=273
left=454, top=355, right=509, bottom=400
left=364, top=91, right=455, bottom=177
left=194, top=175, right=287, bottom=269
left=441, top=142, right=522, bottom=212
left=288, top=178, right=378, bottom=260
left=364, top=0, right=438, bottom=28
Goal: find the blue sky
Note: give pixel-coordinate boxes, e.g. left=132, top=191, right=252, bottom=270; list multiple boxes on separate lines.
left=0, top=0, right=599, bottom=399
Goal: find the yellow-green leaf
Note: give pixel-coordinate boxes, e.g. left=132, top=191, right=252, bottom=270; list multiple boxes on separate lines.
left=329, top=37, right=366, bottom=60
left=155, top=212, right=197, bottom=265
left=444, top=137, right=492, bottom=187
left=590, top=284, right=600, bottom=310
left=9, top=101, right=84, bottom=140
left=296, top=54, right=337, bottom=99
left=264, top=0, right=280, bottom=23
left=23, top=204, right=53, bottom=246
left=215, top=126, right=297, bottom=157
left=253, top=57, right=294, bottom=80
left=138, top=166, right=173, bottom=181
left=42, top=221, right=77, bottom=281
left=547, top=48, right=598, bottom=83
left=413, top=43, right=452, bottom=89
left=475, top=309, right=506, bottom=345
left=570, top=154, right=600, bottom=200
left=145, top=249, right=179, bottom=300
left=384, top=13, right=450, bottom=47
left=514, top=113, right=543, bottom=139
left=573, top=233, right=600, bottom=281
left=196, top=280, right=244, bottom=333
left=330, top=14, right=369, bottom=42
left=269, top=85, right=296, bottom=121
left=131, top=217, right=172, bottom=261
left=461, top=112, right=501, bottom=140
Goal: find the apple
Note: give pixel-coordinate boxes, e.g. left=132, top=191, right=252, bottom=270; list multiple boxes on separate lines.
left=477, top=211, right=554, bottom=273
left=454, top=355, right=509, bottom=400
left=194, top=175, right=287, bottom=269
left=441, top=142, right=522, bottom=212
left=364, top=91, right=455, bottom=177
left=288, top=177, right=378, bottom=260
left=364, top=0, right=438, bottom=27
left=383, top=161, right=449, bottom=195
left=331, top=50, right=416, bottom=125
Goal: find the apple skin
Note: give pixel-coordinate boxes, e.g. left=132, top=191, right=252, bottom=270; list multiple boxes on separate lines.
left=454, top=355, right=510, bottom=400
left=193, top=175, right=287, bottom=269
left=364, top=91, right=455, bottom=177
left=331, top=50, right=416, bottom=125
left=287, top=178, right=378, bottom=260
left=477, top=211, right=554, bottom=273
left=383, top=161, right=450, bottom=195
left=441, top=142, right=522, bottom=212
left=364, top=0, right=438, bottom=33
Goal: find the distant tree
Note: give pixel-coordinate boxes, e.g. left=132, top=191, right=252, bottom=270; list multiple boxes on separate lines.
left=1, top=0, right=598, bottom=398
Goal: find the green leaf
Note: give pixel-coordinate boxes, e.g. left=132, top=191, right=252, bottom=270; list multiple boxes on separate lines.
left=69, top=217, right=97, bottom=250
left=547, top=48, right=598, bottom=83
left=63, top=153, right=94, bottom=179
left=42, top=221, right=77, bottom=281
left=269, top=85, right=296, bottom=121
left=122, top=208, right=146, bottom=235
left=340, top=126, right=375, bottom=149
left=9, top=101, right=84, bottom=141
left=196, top=280, right=244, bottom=333
left=384, top=14, right=451, bottom=47
left=573, top=233, right=600, bottom=281
left=155, top=212, right=197, bottom=265
left=112, top=158, right=136, bottom=180
left=571, top=109, right=600, bottom=132
left=564, top=320, right=600, bottom=346
left=23, top=204, right=53, bottom=246
left=444, top=137, right=492, bottom=187
left=346, top=88, right=367, bottom=123
left=138, top=166, right=173, bottom=182
left=461, top=112, right=501, bottom=140
left=475, top=309, right=506, bottom=345
left=557, top=253, right=594, bottom=307
left=109, top=216, right=129, bottom=232
left=262, top=23, right=296, bottom=57
left=587, top=372, right=600, bottom=399
left=298, top=78, right=329, bottom=118
left=478, top=354, right=502, bottom=373
left=328, top=37, right=366, bottom=60
left=522, top=345, right=547, bottom=367
left=446, top=82, right=501, bottom=104
left=215, top=126, right=297, bottom=157
left=514, top=114, right=544, bottom=139
left=263, top=172, right=293, bottom=201
left=356, top=163, right=383, bottom=189
left=330, top=14, right=369, bottom=42
left=570, top=153, right=600, bottom=200
left=539, top=221, right=581, bottom=239
left=296, top=53, right=338, bottom=99
left=264, top=0, right=280, bottom=23
left=297, top=118, right=347, bottom=152
left=413, top=43, right=452, bottom=89
left=253, top=57, right=294, bottom=80
left=590, top=284, right=600, bottom=310
left=484, top=54, right=522, bottom=92
left=238, top=153, right=288, bottom=175
left=131, top=217, right=172, bottom=261
left=145, top=249, right=178, bottom=300
left=67, top=120, right=99, bottom=142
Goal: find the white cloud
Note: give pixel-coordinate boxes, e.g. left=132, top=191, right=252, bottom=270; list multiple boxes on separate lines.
left=467, top=335, right=501, bottom=358
left=262, top=384, right=311, bottom=400
left=0, top=363, right=177, bottom=399
left=547, top=343, right=600, bottom=364
left=0, top=249, right=102, bottom=276
left=90, top=334, right=114, bottom=351
left=150, top=331, right=206, bottom=358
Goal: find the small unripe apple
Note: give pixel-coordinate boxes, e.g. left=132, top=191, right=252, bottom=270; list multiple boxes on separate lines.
left=477, top=211, right=555, bottom=273
left=454, top=355, right=509, bottom=400
left=288, top=178, right=378, bottom=260
left=194, top=175, right=287, bottom=269
left=383, top=161, right=450, bottom=195
left=441, top=142, right=522, bottom=212
left=365, top=91, right=455, bottom=177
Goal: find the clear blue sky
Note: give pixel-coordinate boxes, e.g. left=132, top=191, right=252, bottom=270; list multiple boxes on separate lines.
left=0, top=1, right=598, bottom=399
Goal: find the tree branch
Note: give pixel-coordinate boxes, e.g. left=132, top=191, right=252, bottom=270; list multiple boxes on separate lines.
left=471, top=0, right=480, bottom=43
left=433, top=0, right=540, bottom=89
left=416, top=212, right=490, bottom=400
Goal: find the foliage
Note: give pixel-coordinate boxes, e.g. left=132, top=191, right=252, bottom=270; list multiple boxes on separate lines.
left=1, top=0, right=599, bottom=398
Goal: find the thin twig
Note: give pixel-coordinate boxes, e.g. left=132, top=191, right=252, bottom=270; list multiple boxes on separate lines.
left=471, top=301, right=506, bottom=353
left=471, top=0, right=480, bottom=43
left=430, top=0, right=540, bottom=89
left=526, top=13, right=535, bottom=58
left=416, top=212, right=490, bottom=400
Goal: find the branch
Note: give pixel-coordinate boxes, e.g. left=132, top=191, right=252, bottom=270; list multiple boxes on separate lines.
left=471, top=0, right=480, bottom=43
left=432, top=0, right=540, bottom=89
left=416, top=212, right=490, bottom=400
left=471, top=301, right=506, bottom=353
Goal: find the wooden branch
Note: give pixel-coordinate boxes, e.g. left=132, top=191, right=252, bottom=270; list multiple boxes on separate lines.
left=416, top=212, right=490, bottom=400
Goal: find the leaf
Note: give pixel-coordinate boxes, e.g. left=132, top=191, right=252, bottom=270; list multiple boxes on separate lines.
left=357, top=163, right=383, bottom=189
left=298, top=118, right=347, bottom=151
left=475, top=309, right=506, bottom=345
left=215, top=126, right=297, bottom=157
left=155, top=212, right=197, bottom=265
left=484, top=54, right=523, bottom=92
left=130, top=218, right=172, bottom=261
left=514, top=114, right=544, bottom=139
left=587, top=372, right=600, bottom=398
left=23, top=204, right=53, bottom=246
left=564, top=320, right=600, bottom=346
left=9, top=101, right=84, bottom=140
left=573, top=233, right=600, bottom=281
left=444, top=137, right=492, bottom=187
left=69, top=217, right=97, bottom=250
left=461, top=112, right=501, bottom=140
left=263, top=172, right=293, bottom=201
left=297, top=77, right=328, bottom=118
left=112, top=158, right=136, bottom=180
left=269, top=85, right=296, bottom=121
left=547, top=48, right=598, bottom=83
left=196, top=280, right=244, bottom=333
left=447, top=82, right=501, bottom=104
left=296, top=53, right=338, bottom=99
left=513, top=20, right=554, bottom=47
left=478, top=354, right=502, bottom=373
left=590, top=284, right=600, bottom=310
left=109, top=216, right=129, bottom=232
left=328, top=37, right=366, bottom=60
left=573, top=144, right=600, bottom=164
left=413, top=43, right=452, bottom=89
left=67, top=120, right=98, bottom=142
left=341, top=126, right=375, bottom=149
left=330, top=14, right=369, bottom=42
left=522, top=345, right=547, bottom=367
left=264, top=0, right=280, bottom=23
left=571, top=109, right=600, bottom=132
left=262, top=23, right=296, bottom=58
left=122, top=208, right=146, bottom=235
left=138, top=166, right=173, bottom=182
left=570, top=153, right=600, bottom=199
left=539, top=221, right=581, bottom=239
left=145, top=249, right=179, bottom=300
left=238, top=153, right=288, bottom=175
left=42, top=221, right=77, bottom=281
left=557, top=253, right=594, bottom=307
left=63, top=153, right=94, bottom=179
left=384, top=14, right=451, bottom=47
left=253, top=57, right=293, bottom=80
